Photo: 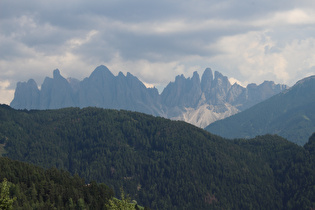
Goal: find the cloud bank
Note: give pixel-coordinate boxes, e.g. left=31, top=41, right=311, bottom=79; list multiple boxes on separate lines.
left=1, top=0, right=315, bottom=104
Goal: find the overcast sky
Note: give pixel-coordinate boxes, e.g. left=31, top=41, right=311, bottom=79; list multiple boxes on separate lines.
left=1, top=0, right=315, bottom=104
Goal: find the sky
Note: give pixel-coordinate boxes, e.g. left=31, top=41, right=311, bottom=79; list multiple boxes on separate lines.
left=1, top=0, right=315, bottom=105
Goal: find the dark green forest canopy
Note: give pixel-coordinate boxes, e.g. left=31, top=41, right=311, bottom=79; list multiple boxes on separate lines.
left=0, top=157, right=114, bottom=209
left=0, top=104, right=315, bottom=209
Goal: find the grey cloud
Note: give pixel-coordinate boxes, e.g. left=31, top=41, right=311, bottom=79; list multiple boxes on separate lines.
left=0, top=37, right=33, bottom=60
left=1, top=0, right=315, bottom=105
left=264, top=46, right=281, bottom=54
left=73, top=17, right=259, bottom=64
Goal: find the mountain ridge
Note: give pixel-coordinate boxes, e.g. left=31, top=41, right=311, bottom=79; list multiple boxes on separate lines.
left=205, top=75, right=315, bottom=145
left=10, top=65, right=288, bottom=127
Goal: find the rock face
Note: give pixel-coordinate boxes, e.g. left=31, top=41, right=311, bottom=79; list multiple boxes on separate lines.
left=161, top=68, right=287, bottom=127
left=11, top=79, right=40, bottom=110
left=161, top=71, right=202, bottom=108
left=77, top=66, right=161, bottom=116
left=40, top=69, right=76, bottom=109
left=10, top=65, right=288, bottom=128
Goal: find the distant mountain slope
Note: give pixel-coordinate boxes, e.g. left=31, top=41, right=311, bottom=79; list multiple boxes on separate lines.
left=205, top=75, right=315, bottom=145
left=10, top=65, right=287, bottom=127
left=1, top=105, right=314, bottom=209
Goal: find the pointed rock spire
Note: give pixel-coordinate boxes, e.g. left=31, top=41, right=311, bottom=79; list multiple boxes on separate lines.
left=201, top=68, right=213, bottom=93
left=53, top=69, right=61, bottom=79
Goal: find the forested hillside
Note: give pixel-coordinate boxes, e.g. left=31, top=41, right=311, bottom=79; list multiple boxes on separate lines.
left=0, top=104, right=315, bottom=209
left=0, top=157, right=114, bottom=209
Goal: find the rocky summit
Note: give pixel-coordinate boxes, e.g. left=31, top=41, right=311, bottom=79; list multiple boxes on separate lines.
left=10, top=65, right=288, bottom=128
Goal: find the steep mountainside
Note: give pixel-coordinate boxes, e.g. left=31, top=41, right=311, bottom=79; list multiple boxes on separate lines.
left=0, top=105, right=314, bottom=209
left=206, top=75, right=315, bottom=145
left=10, top=65, right=287, bottom=127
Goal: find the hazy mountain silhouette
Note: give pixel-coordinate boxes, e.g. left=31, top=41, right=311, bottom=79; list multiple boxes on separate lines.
left=11, top=65, right=287, bottom=127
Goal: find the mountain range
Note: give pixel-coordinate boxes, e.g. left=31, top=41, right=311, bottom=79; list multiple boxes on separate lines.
left=206, top=75, right=315, bottom=145
left=10, top=65, right=287, bottom=128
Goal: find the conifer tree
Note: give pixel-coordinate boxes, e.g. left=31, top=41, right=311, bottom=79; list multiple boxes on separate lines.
left=106, top=188, right=137, bottom=210
left=0, top=178, right=16, bottom=210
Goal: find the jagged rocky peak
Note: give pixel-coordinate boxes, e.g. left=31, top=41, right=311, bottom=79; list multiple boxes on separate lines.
left=10, top=79, right=40, bottom=110
left=201, top=68, right=213, bottom=92
left=189, top=71, right=201, bottom=92
left=118, top=71, right=125, bottom=77
left=257, top=81, right=281, bottom=97
left=246, top=83, right=257, bottom=89
left=206, top=71, right=231, bottom=105
left=213, top=71, right=230, bottom=86
left=169, top=71, right=199, bottom=86
left=53, top=69, right=62, bottom=78
left=213, top=71, right=231, bottom=95
left=15, top=79, right=38, bottom=92
left=125, top=72, right=144, bottom=85
left=202, top=68, right=213, bottom=79
left=226, top=83, right=245, bottom=105
left=261, top=80, right=275, bottom=85
left=39, top=68, right=76, bottom=109
left=89, top=65, right=114, bottom=79
left=45, top=69, right=68, bottom=84
left=174, top=74, right=186, bottom=83
left=147, top=86, right=160, bottom=97
left=191, top=71, right=200, bottom=81
left=27, top=78, right=39, bottom=87
left=187, top=71, right=202, bottom=108
left=126, top=72, right=133, bottom=77
left=161, top=71, right=202, bottom=108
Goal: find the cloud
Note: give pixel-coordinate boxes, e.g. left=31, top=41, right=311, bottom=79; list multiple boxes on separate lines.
left=1, top=0, right=315, bottom=104
left=67, top=30, right=99, bottom=48
left=209, top=30, right=315, bottom=85
left=251, top=8, right=315, bottom=28
left=106, top=53, right=187, bottom=85
left=0, top=80, right=14, bottom=105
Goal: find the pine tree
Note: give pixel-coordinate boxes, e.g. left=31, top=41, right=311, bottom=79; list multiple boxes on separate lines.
left=106, top=188, right=137, bottom=210
left=0, top=178, right=16, bottom=210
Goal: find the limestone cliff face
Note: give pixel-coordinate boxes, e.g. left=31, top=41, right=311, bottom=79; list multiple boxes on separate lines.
left=10, top=79, right=40, bottom=110
left=77, top=66, right=161, bottom=116
left=78, top=65, right=116, bottom=108
left=40, top=69, right=76, bottom=109
left=161, top=71, right=202, bottom=109
left=161, top=68, right=288, bottom=127
left=10, top=65, right=288, bottom=127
